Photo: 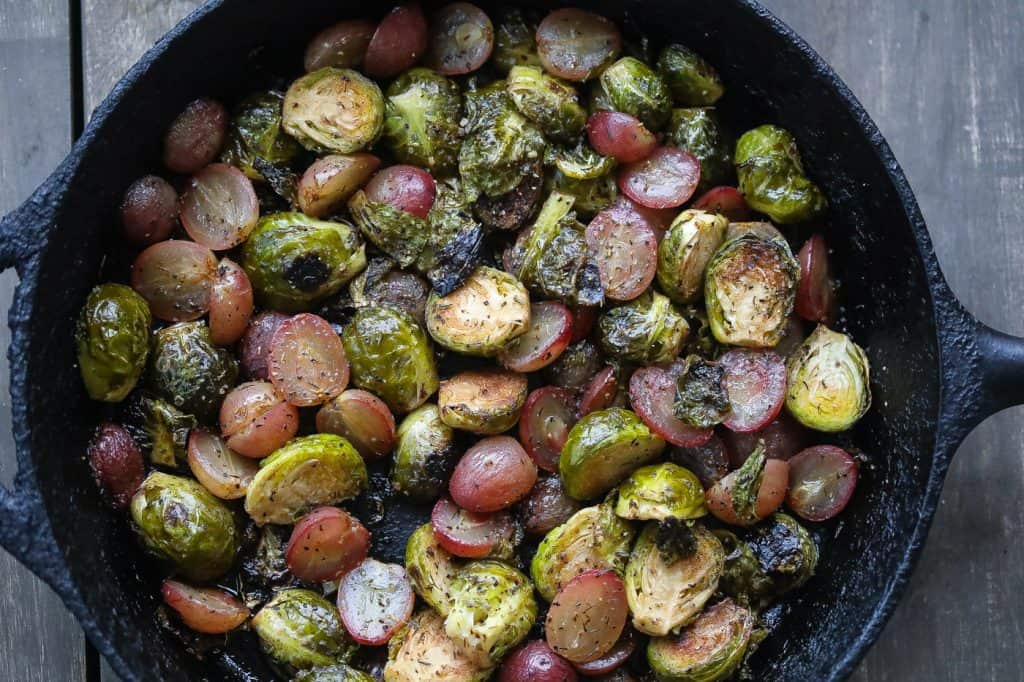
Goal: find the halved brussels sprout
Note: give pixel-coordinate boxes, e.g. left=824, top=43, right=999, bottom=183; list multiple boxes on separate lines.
left=252, top=589, right=357, bottom=672
left=283, top=67, right=385, bottom=153
left=420, top=177, right=489, bottom=295
left=393, top=406, right=459, bottom=502
left=462, top=80, right=514, bottom=133
left=77, top=283, right=151, bottom=403
left=493, top=7, right=542, bottom=73
left=615, top=463, right=707, bottom=521
left=673, top=356, right=731, bottom=429
left=723, top=221, right=784, bottom=244
left=242, top=212, right=366, bottom=312
left=293, top=664, right=375, bottom=682
left=647, top=598, right=753, bottom=682
left=599, top=57, right=673, bottom=131
left=348, top=189, right=429, bottom=269
left=342, top=306, right=439, bottom=414
left=384, top=609, right=490, bottom=682
left=598, top=290, right=689, bottom=364
left=547, top=168, right=619, bottom=216
left=507, top=65, right=586, bottom=142
left=531, top=502, right=635, bottom=601
left=405, top=523, right=461, bottom=615
left=445, top=560, right=537, bottom=666
left=656, top=44, right=724, bottom=107
left=668, top=108, right=733, bottom=190
left=704, top=232, right=799, bottom=348
left=221, top=91, right=303, bottom=180
left=549, top=142, right=616, bottom=180
left=123, top=394, right=196, bottom=468
left=786, top=325, right=870, bottom=432
left=438, top=369, right=528, bottom=435
left=425, top=266, right=530, bottom=356
left=625, top=522, right=723, bottom=636
left=382, top=68, right=462, bottom=174
left=130, top=472, right=238, bottom=582
left=148, top=321, right=238, bottom=421
left=734, top=124, right=827, bottom=224
left=717, top=513, right=818, bottom=605
left=561, top=408, right=666, bottom=501
left=244, top=434, right=367, bottom=525
left=656, top=210, right=728, bottom=304
left=459, top=107, right=547, bottom=199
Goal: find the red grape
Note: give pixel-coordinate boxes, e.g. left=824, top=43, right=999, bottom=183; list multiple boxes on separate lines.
left=499, top=640, right=579, bottom=682
left=364, top=2, right=429, bottom=78
left=130, top=240, right=217, bottom=322
left=586, top=112, right=657, bottom=163
left=618, top=147, right=701, bottom=209
left=449, top=436, right=537, bottom=513
left=586, top=205, right=658, bottom=301
left=163, top=98, right=227, bottom=174
left=425, top=2, right=494, bottom=75
left=286, top=507, right=371, bottom=582
left=162, top=580, right=249, bottom=634
left=239, top=311, right=289, bottom=381
left=298, top=153, right=380, bottom=218
left=186, top=429, right=259, bottom=500
left=536, top=9, right=621, bottom=81
left=795, top=234, right=837, bottom=325
left=209, top=258, right=254, bottom=346
left=718, top=349, right=787, bottom=433
left=691, top=186, right=752, bottom=222
left=338, top=559, right=414, bottom=645
left=546, top=570, right=628, bottom=663
left=87, top=423, right=144, bottom=510
left=629, top=366, right=714, bottom=447
left=519, top=386, right=577, bottom=472
left=365, top=165, right=436, bottom=218
left=786, top=445, right=858, bottom=521
left=431, top=497, right=519, bottom=559
left=268, top=313, right=349, bottom=407
left=316, top=389, right=396, bottom=461
left=219, top=381, right=299, bottom=459
left=499, top=302, right=573, bottom=372
left=179, top=163, right=259, bottom=250
left=120, top=175, right=178, bottom=245
left=304, top=19, right=377, bottom=71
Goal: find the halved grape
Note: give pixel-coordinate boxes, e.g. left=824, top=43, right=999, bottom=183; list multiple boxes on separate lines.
left=338, top=558, right=414, bottom=645
left=586, top=112, right=657, bottom=163
left=519, top=386, right=577, bottom=472
left=269, top=313, right=350, bottom=407
left=130, top=240, right=217, bottom=322
left=240, top=311, right=289, bottom=381
left=691, top=186, right=752, bottom=222
left=431, top=496, right=518, bottom=558
left=298, top=153, right=381, bottom=218
left=570, top=305, right=597, bottom=343
left=722, top=413, right=809, bottom=467
left=425, top=2, right=494, bottom=75
left=586, top=205, right=658, bottom=301
left=578, top=366, right=618, bottom=417
left=786, top=445, right=858, bottom=521
left=572, top=627, right=635, bottom=676
left=120, top=175, right=178, bottom=245
left=719, top=349, right=787, bottom=433
left=304, top=18, right=377, bottom=71
left=179, top=163, right=259, bottom=251
left=499, top=301, right=573, bottom=372
left=521, top=474, right=582, bottom=536
left=87, top=423, right=145, bottom=510
left=629, top=366, right=714, bottom=447
left=161, top=580, right=249, bottom=634
left=316, top=389, right=396, bottom=461
left=610, top=196, right=675, bottom=236
left=219, top=381, right=299, bottom=459
left=187, top=429, right=259, bottom=499
left=617, top=147, right=700, bottom=209
left=536, top=8, right=621, bottom=82
left=706, top=459, right=789, bottom=526
left=365, top=164, right=436, bottom=218
left=795, top=234, right=837, bottom=325
left=449, top=436, right=537, bottom=512
left=546, top=570, right=628, bottom=663
left=209, top=258, right=254, bottom=346
left=163, top=98, right=228, bottom=174
left=499, top=641, right=580, bottom=682
left=286, top=506, right=371, bottom=582
left=363, top=2, right=429, bottom=79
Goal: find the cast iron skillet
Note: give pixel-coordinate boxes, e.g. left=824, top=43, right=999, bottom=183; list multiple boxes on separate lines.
left=0, top=1, right=1021, bottom=680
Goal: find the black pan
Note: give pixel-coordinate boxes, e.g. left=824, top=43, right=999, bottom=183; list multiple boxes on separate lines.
left=0, top=1, right=1020, bottom=680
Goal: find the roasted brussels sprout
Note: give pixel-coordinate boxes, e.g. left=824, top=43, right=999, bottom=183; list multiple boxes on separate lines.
left=615, top=463, right=707, bottom=521
left=462, top=79, right=514, bottom=132
left=342, top=306, right=439, bottom=414
left=345, top=258, right=431, bottom=325
left=718, top=513, right=818, bottom=604
left=785, top=325, right=871, bottom=432
left=384, top=609, right=490, bottom=682
left=76, top=283, right=151, bottom=402
left=704, top=232, right=799, bottom=348
left=393, top=406, right=459, bottom=502
left=445, top=560, right=537, bottom=666
left=598, top=290, right=689, bottom=364
left=656, top=210, right=728, bottom=304
left=459, top=106, right=547, bottom=200
left=548, top=142, right=616, bottom=180
left=493, top=7, right=542, bottom=73
left=382, top=68, right=462, bottom=174
left=506, top=66, right=587, bottom=142
left=673, top=356, right=730, bottom=429
left=405, top=523, right=461, bottom=615
left=547, top=167, right=619, bottom=216
left=420, top=177, right=489, bottom=295
left=130, top=472, right=238, bottom=581
left=656, top=44, right=724, bottom=107
left=734, top=124, right=827, bottom=224
left=293, top=664, right=375, bottom=682
left=531, top=502, right=635, bottom=601
left=123, top=394, right=196, bottom=468
left=242, top=212, right=366, bottom=312
left=668, top=108, right=733, bottom=190
left=438, top=369, right=528, bottom=435
left=148, top=321, right=238, bottom=421
left=244, top=434, right=367, bottom=525
left=221, top=91, right=303, bottom=180
left=283, top=67, right=385, bottom=153
left=647, top=598, right=753, bottom=682
left=598, top=57, right=673, bottom=131
left=543, top=338, right=605, bottom=392
left=252, top=589, right=357, bottom=671
left=625, top=522, right=723, bottom=636
left=425, top=266, right=530, bottom=356
left=348, top=189, right=429, bottom=269
left=472, top=162, right=544, bottom=232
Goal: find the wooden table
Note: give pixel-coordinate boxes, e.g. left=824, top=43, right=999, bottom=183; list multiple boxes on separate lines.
left=0, top=1, right=1020, bottom=679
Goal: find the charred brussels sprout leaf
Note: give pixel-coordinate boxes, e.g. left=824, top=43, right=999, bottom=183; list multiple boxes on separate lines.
left=242, top=212, right=366, bottom=312
left=728, top=443, right=767, bottom=526
left=668, top=108, right=733, bottom=190
left=383, top=68, right=463, bottom=174
left=615, top=463, right=707, bottom=521
left=647, top=598, right=753, bottom=682
left=221, top=91, right=303, bottom=181
left=342, top=306, right=439, bottom=414
left=657, top=210, right=728, bottom=304
left=459, top=107, right=546, bottom=200
left=348, top=190, right=429, bottom=269
left=714, top=530, right=777, bottom=606
left=673, top=356, right=730, bottom=429
left=599, top=57, right=673, bottom=131
left=293, top=664, right=375, bottom=682
left=656, top=44, right=725, bottom=107
left=598, top=290, right=689, bottom=364
left=506, top=66, right=587, bottom=142
left=130, top=472, right=238, bottom=581
left=734, top=124, right=827, bottom=224
left=493, top=7, right=542, bottom=73
left=77, top=283, right=151, bottom=402
left=420, top=178, right=488, bottom=295
left=722, top=513, right=818, bottom=603
left=123, top=394, right=196, bottom=468
left=473, top=162, right=544, bottom=232
left=384, top=609, right=490, bottom=682
left=548, top=142, right=616, bottom=180
left=283, top=67, right=385, bottom=154
left=252, top=589, right=356, bottom=671
left=393, top=406, right=459, bottom=502
left=785, top=325, right=871, bottom=432
left=425, top=266, right=531, bottom=357
left=148, top=321, right=238, bottom=421
left=405, top=523, right=461, bottom=615
left=704, top=232, right=799, bottom=348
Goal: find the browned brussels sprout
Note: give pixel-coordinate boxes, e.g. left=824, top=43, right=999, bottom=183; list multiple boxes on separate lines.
left=148, top=321, right=238, bottom=421
left=673, top=356, right=730, bottom=429
left=438, top=369, right=528, bottom=435
left=123, top=393, right=196, bottom=468
left=734, top=124, right=827, bottom=224
left=598, top=57, right=673, bottom=131
left=419, top=177, right=489, bottom=296
left=383, top=68, right=463, bottom=175
left=473, top=162, right=544, bottom=232
left=221, top=91, right=303, bottom=181
left=656, top=44, right=724, bottom=107
left=283, top=67, right=385, bottom=154
left=542, top=339, right=605, bottom=392
left=546, top=168, right=619, bottom=217
left=459, top=105, right=547, bottom=200
left=384, top=609, right=490, bottom=681
left=656, top=210, right=729, bottom=304
left=598, top=290, right=689, bottom=364
left=647, top=598, right=753, bottom=682
left=668, top=108, right=733, bottom=190
left=426, top=266, right=531, bottom=357
left=76, top=283, right=152, bottom=403
left=716, top=512, right=818, bottom=605
left=507, top=66, right=587, bottom=142
left=252, top=589, right=357, bottom=671
left=392, top=406, right=459, bottom=502
left=348, top=189, right=430, bottom=269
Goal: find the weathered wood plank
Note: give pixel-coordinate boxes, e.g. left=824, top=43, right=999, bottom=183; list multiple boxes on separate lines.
left=0, top=1, right=88, bottom=681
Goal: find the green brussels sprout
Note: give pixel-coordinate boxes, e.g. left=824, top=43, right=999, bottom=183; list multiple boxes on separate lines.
left=241, top=212, right=366, bottom=312
left=383, top=68, right=463, bottom=174
left=293, top=664, right=375, bottom=682
left=283, top=67, right=385, bottom=153
left=462, top=80, right=514, bottom=133
left=405, top=523, right=461, bottom=615
left=244, top=434, right=368, bottom=525
left=130, top=472, right=238, bottom=581
left=348, top=190, right=429, bottom=269
left=123, top=394, right=197, bottom=468
left=723, top=220, right=785, bottom=244
left=598, top=290, right=690, bottom=364
left=647, top=598, right=753, bottom=682
left=615, top=463, right=707, bottom=521
left=459, top=107, right=547, bottom=199
left=599, top=57, right=673, bottom=131
left=384, top=609, right=490, bottom=682
left=734, top=124, right=827, bottom=224
left=673, top=356, right=731, bottom=429
left=548, top=142, right=616, bottom=180
left=531, top=503, right=635, bottom=601
left=506, top=66, right=587, bottom=142
left=444, top=560, right=537, bottom=666
left=425, top=266, right=531, bottom=357
left=560, top=408, right=666, bottom=501
left=76, top=283, right=151, bottom=402
left=704, top=232, right=799, bottom=348
left=252, top=589, right=357, bottom=671
left=492, top=7, right=542, bottom=73
left=438, top=370, right=528, bottom=435
left=393, top=406, right=459, bottom=502
left=625, top=522, right=724, bottom=636
left=656, top=209, right=729, bottom=304
left=221, top=91, right=303, bottom=180
left=717, top=513, right=818, bottom=605
left=656, top=44, right=725, bottom=107
left=342, top=307, right=439, bottom=414
left=714, top=529, right=777, bottom=606
left=668, top=108, right=733, bottom=190
left=785, top=325, right=871, bottom=432
left=148, top=321, right=238, bottom=421
left=420, top=177, right=489, bottom=295
left=547, top=169, right=619, bottom=216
